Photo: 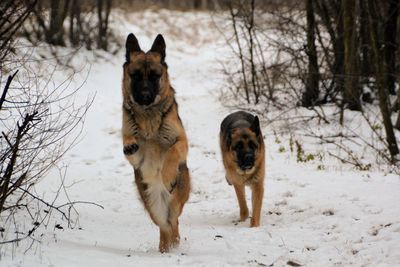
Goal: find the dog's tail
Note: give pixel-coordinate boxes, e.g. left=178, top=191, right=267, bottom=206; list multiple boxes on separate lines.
left=146, top=182, right=171, bottom=229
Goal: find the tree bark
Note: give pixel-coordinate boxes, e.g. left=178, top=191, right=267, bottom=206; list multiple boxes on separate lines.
left=247, top=0, right=259, bottom=104
left=368, top=0, right=399, bottom=160
left=229, top=2, right=250, bottom=103
left=342, top=0, right=362, bottom=110
left=302, top=0, right=320, bottom=107
left=396, top=106, right=400, bottom=129
left=315, top=0, right=344, bottom=99
left=384, top=0, right=399, bottom=95
left=69, top=0, right=81, bottom=47
left=97, top=0, right=112, bottom=51
left=359, top=0, right=371, bottom=78
left=47, top=0, right=70, bottom=46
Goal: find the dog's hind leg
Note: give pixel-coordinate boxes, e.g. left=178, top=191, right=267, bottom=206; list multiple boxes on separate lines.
left=134, top=170, right=168, bottom=225
left=146, top=182, right=171, bottom=227
left=169, top=217, right=180, bottom=248
left=135, top=169, right=174, bottom=253
left=250, top=181, right=264, bottom=227
left=168, top=162, right=191, bottom=247
left=161, top=126, right=189, bottom=188
left=159, top=227, right=173, bottom=253
left=147, top=181, right=174, bottom=252
left=233, top=183, right=249, bottom=222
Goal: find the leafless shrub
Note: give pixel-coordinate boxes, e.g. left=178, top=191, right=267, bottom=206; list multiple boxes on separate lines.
left=0, top=0, right=99, bottom=248
left=0, top=57, right=96, bottom=242
left=217, top=0, right=400, bottom=171
left=23, top=0, right=119, bottom=53
left=217, top=0, right=290, bottom=108
left=0, top=0, right=37, bottom=62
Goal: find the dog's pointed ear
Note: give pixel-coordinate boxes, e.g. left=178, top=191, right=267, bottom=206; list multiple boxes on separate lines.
left=250, top=116, right=261, bottom=137
left=150, top=34, right=166, bottom=62
left=226, top=132, right=232, bottom=149
left=125, top=33, right=141, bottom=62
left=225, top=129, right=234, bottom=149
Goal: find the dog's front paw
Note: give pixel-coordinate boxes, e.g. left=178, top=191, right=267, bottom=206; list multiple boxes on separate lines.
left=240, top=208, right=249, bottom=222
left=123, top=144, right=139, bottom=155
left=250, top=217, right=260, bottom=227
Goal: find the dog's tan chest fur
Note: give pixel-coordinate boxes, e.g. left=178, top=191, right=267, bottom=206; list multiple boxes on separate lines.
left=226, top=170, right=261, bottom=186
left=137, top=114, right=162, bottom=139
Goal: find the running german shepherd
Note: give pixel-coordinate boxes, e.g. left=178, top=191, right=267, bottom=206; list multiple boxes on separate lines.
left=122, top=33, right=190, bottom=252
left=219, top=111, right=265, bottom=227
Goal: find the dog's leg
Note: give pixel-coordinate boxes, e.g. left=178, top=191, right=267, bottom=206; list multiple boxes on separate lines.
left=123, top=134, right=138, bottom=154
left=146, top=182, right=171, bottom=227
left=250, top=181, right=264, bottom=227
left=161, top=146, right=187, bottom=247
left=168, top=163, right=190, bottom=247
left=134, top=169, right=147, bottom=202
left=135, top=169, right=171, bottom=234
left=233, top=183, right=249, bottom=222
left=134, top=170, right=158, bottom=224
left=122, top=109, right=139, bottom=142
left=122, top=110, right=141, bottom=166
left=159, top=227, right=172, bottom=253
left=136, top=171, right=173, bottom=253
left=169, top=217, right=180, bottom=248
left=161, top=129, right=188, bottom=186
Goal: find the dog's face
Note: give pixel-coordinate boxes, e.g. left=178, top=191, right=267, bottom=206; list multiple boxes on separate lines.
left=123, top=34, right=168, bottom=107
left=229, top=117, right=262, bottom=174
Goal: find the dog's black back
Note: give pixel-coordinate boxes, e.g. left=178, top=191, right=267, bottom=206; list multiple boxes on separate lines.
left=221, top=111, right=256, bottom=138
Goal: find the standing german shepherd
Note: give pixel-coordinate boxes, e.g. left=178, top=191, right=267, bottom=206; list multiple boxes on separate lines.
left=122, top=33, right=190, bottom=252
left=219, top=111, right=265, bottom=227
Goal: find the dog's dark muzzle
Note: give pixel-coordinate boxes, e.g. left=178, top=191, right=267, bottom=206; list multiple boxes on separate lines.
left=140, top=90, right=154, bottom=105
left=134, top=88, right=156, bottom=106
left=239, top=154, right=255, bottom=171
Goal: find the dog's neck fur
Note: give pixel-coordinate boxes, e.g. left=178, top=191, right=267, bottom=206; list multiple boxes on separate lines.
left=241, top=166, right=262, bottom=185
left=124, top=93, right=174, bottom=118
left=123, top=92, right=175, bottom=139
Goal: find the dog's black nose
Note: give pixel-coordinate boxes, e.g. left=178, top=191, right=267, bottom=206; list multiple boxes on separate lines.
left=141, top=90, right=151, bottom=99
left=240, top=154, right=254, bottom=170
left=141, top=90, right=152, bottom=104
left=244, top=154, right=254, bottom=164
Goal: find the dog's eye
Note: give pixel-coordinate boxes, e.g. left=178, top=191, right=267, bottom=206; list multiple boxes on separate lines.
left=233, top=141, right=243, bottom=150
left=148, top=71, right=160, bottom=81
left=248, top=141, right=258, bottom=150
left=131, top=71, right=142, bottom=80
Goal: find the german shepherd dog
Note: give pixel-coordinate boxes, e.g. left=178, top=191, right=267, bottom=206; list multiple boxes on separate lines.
left=122, top=33, right=190, bottom=252
left=219, top=111, right=265, bottom=227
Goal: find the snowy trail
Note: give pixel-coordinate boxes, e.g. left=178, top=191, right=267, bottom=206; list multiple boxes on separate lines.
left=2, top=11, right=400, bottom=267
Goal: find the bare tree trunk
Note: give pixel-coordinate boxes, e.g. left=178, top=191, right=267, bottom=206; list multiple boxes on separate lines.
left=342, top=0, right=362, bottom=111
left=359, top=0, right=371, bottom=78
left=384, top=0, right=399, bottom=95
left=97, top=0, right=112, bottom=51
left=315, top=0, right=344, bottom=103
left=302, top=0, right=320, bottom=107
left=69, top=0, right=81, bottom=47
left=194, top=0, right=203, bottom=9
left=368, top=0, right=399, bottom=160
left=229, top=2, right=250, bottom=103
left=396, top=106, right=400, bottom=129
left=247, top=0, right=259, bottom=104
left=47, top=0, right=70, bottom=46
left=201, top=0, right=208, bottom=9
left=333, top=0, right=345, bottom=100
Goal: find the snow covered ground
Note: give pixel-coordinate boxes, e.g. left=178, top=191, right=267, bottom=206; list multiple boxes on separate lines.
left=1, top=10, right=400, bottom=267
